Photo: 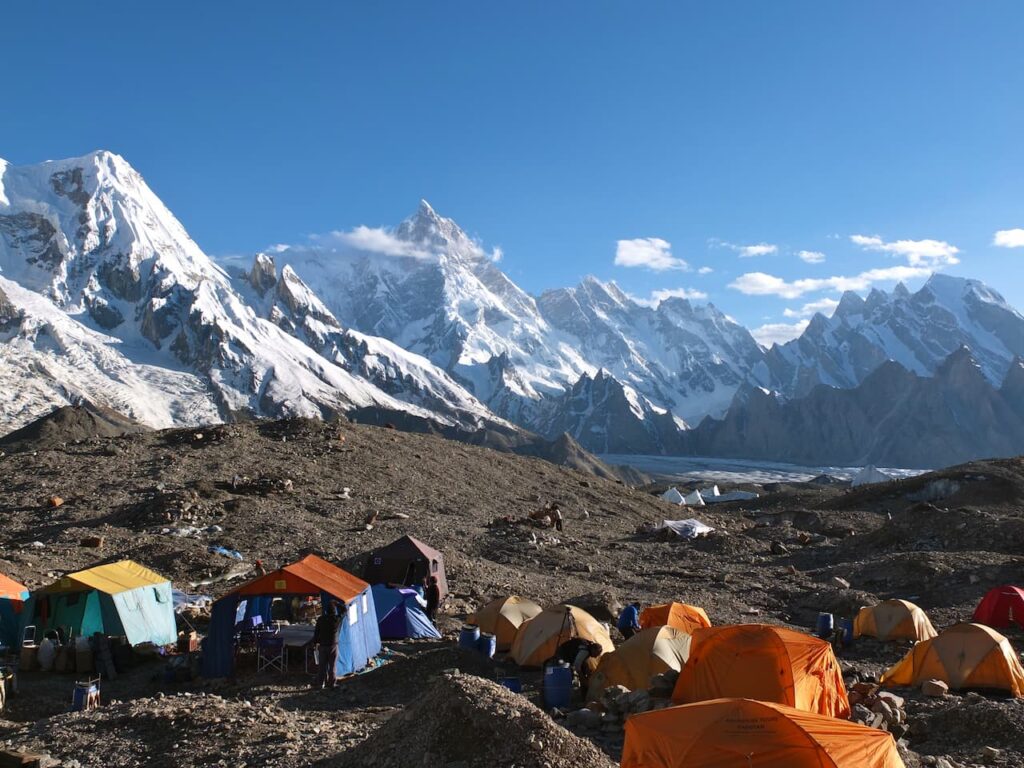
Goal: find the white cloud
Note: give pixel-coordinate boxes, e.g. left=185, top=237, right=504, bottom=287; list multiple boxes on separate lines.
left=490, top=246, right=504, bottom=262
left=729, top=265, right=933, bottom=299
left=614, top=238, right=688, bottom=271
left=628, top=287, right=708, bottom=308
left=712, top=239, right=778, bottom=258
left=783, top=297, right=840, bottom=318
left=316, top=226, right=435, bottom=260
left=849, top=234, right=959, bottom=267
left=798, top=250, right=826, bottom=264
left=697, top=266, right=714, bottom=274
left=751, top=320, right=810, bottom=347
left=993, top=228, right=1024, bottom=248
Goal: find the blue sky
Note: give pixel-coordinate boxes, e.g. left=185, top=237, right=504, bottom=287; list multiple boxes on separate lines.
left=1, top=2, right=1023, bottom=342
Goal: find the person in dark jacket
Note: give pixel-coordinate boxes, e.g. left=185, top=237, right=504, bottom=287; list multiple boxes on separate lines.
left=424, top=575, right=441, bottom=622
left=554, top=638, right=603, bottom=689
left=313, top=600, right=344, bottom=689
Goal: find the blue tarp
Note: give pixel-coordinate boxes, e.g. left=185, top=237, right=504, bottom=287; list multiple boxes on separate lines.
left=371, top=584, right=441, bottom=640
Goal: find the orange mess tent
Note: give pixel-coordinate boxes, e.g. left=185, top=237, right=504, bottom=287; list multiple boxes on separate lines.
left=509, top=604, right=614, bottom=667
left=639, top=602, right=711, bottom=634
left=972, top=586, right=1024, bottom=630
left=672, top=624, right=850, bottom=718
left=880, top=623, right=1024, bottom=696
left=468, top=596, right=543, bottom=651
left=622, top=698, right=906, bottom=768
left=586, top=625, right=692, bottom=703
left=854, top=599, right=937, bottom=642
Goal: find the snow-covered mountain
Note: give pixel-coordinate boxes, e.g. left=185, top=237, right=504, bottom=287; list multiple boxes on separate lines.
left=766, top=275, right=1024, bottom=398
left=0, top=152, right=496, bottom=432
left=4, top=150, right=1023, bottom=465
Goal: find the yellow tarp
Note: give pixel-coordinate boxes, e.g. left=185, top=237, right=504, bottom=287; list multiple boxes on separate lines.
left=45, top=560, right=170, bottom=595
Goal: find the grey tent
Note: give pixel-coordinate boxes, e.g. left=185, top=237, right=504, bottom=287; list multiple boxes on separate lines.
left=363, top=535, right=448, bottom=599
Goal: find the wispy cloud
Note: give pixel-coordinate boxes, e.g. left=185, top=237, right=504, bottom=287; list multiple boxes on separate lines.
left=490, top=246, right=504, bottom=262
left=729, top=265, right=933, bottom=299
left=751, top=320, right=809, bottom=347
left=315, top=226, right=436, bottom=260
left=798, top=250, right=826, bottom=264
left=783, top=297, right=840, bottom=318
left=849, top=234, right=959, bottom=267
left=712, top=238, right=778, bottom=258
left=615, top=238, right=689, bottom=271
left=993, top=228, right=1024, bottom=248
left=697, top=266, right=714, bottom=275
left=730, top=233, right=959, bottom=299
left=628, top=287, right=708, bottom=308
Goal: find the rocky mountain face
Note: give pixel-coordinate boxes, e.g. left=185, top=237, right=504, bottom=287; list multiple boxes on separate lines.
left=684, top=348, right=1024, bottom=468
left=766, top=275, right=1024, bottom=397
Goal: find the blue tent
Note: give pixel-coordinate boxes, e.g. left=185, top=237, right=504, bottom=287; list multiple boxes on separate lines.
left=371, top=584, right=441, bottom=640
left=22, top=560, right=176, bottom=646
left=201, top=555, right=380, bottom=679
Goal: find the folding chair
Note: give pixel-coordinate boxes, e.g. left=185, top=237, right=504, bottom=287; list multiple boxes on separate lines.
left=256, top=635, right=285, bottom=674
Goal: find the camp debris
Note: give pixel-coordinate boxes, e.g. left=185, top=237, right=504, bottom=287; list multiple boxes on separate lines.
left=972, top=585, right=1024, bottom=630
left=509, top=604, right=614, bottom=668
left=655, top=519, right=714, bottom=539
left=673, top=624, right=851, bottom=718
left=639, top=602, right=712, bottom=633
left=854, top=599, right=937, bottom=642
left=622, top=698, right=906, bottom=768
left=880, top=623, right=1024, bottom=697
left=851, top=465, right=895, bottom=487
left=469, top=596, right=543, bottom=652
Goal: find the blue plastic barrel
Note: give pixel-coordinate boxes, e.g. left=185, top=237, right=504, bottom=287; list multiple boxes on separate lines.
left=459, top=625, right=480, bottom=651
left=477, top=632, right=496, bottom=659
left=544, top=662, right=573, bottom=709
left=841, top=618, right=854, bottom=646
left=499, top=676, right=522, bottom=693
left=816, top=612, right=834, bottom=638
left=72, top=682, right=98, bottom=712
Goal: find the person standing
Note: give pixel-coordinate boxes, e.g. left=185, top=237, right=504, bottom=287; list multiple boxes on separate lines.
left=617, top=602, right=641, bottom=640
left=551, top=503, right=564, bottom=532
left=313, top=600, right=344, bottom=689
left=424, top=575, right=441, bottom=623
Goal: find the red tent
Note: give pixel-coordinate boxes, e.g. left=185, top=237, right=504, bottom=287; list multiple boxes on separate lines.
left=973, top=586, right=1024, bottom=630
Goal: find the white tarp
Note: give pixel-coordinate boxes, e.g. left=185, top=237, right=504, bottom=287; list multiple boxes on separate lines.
left=851, top=465, right=895, bottom=487
left=172, top=589, right=212, bottom=614
left=682, top=490, right=705, bottom=506
left=705, top=490, right=760, bottom=503
left=657, top=518, right=715, bottom=539
left=661, top=487, right=685, bottom=504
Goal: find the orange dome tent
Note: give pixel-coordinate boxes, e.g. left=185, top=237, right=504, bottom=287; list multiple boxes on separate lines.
left=468, top=596, right=543, bottom=651
left=586, top=625, right=692, bottom=702
left=622, top=698, right=906, bottom=768
left=972, top=585, right=1024, bottom=630
left=854, top=599, right=937, bottom=642
left=509, top=604, right=614, bottom=667
left=672, top=624, right=850, bottom=718
left=880, top=623, right=1024, bottom=696
left=639, top=602, right=711, bottom=634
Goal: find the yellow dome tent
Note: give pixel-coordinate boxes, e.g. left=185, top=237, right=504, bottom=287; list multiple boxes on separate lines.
left=881, top=623, right=1024, bottom=696
left=639, top=602, right=711, bottom=634
left=468, top=596, right=543, bottom=651
left=623, top=698, right=906, bottom=768
left=854, top=599, right=937, bottom=642
left=586, top=625, right=692, bottom=702
left=509, top=604, right=614, bottom=667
